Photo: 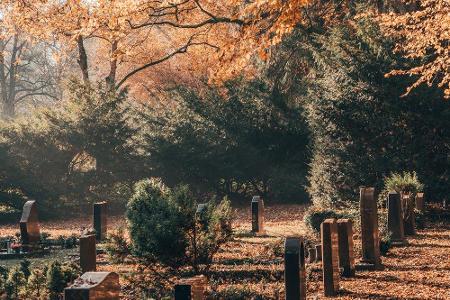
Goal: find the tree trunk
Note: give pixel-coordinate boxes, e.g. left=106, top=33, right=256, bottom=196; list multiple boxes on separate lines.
left=105, top=40, right=118, bottom=91
left=77, top=36, right=89, bottom=83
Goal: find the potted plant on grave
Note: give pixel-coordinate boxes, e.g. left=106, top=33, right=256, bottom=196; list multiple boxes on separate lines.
left=10, top=242, right=22, bottom=254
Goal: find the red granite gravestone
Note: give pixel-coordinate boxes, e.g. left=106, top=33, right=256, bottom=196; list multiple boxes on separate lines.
left=80, top=235, right=96, bottom=273
left=19, top=200, right=40, bottom=252
left=64, top=272, right=120, bottom=300
left=174, top=275, right=207, bottom=300
left=315, top=244, right=322, bottom=262
left=251, top=196, right=265, bottom=235
left=415, top=192, right=425, bottom=212
left=337, top=219, right=355, bottom=277
left=359, top=187, right=382, bottom=270
left=284, top=237, right=306, bottom=300
left=93, top=202, right=107, bottom=241
left=321, top=219, right=339, bottom=297
left=387, top=192, right=406, bottom=245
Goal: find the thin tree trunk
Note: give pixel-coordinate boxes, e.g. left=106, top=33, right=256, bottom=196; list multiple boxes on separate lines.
left=77, top=35, right=89, bottom=83
left=106, top=40, right=118, bottom=91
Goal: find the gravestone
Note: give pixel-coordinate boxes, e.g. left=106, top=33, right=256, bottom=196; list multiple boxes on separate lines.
left=359, top=187, right=382, bottom=270
left=80, top=235, right=96, bottom=273
left=64, top=272, right=120, bottom=300
left=387, top=192, right=406, bottom=245
left=415, top=192, right=425, bottom=212
left=284, top=237, right=306, bottom=300
left=93, top=202, right=107, bottom=241
left=196, top=203, right=208, bottom=215
left=321, top=219, right=339, bottom=297
left=315, top=244, right=322, bottom=262
left=174, top=275, right=207, bottom=300
left=307, top=248, right=316, bottom=264
left=20, top=200, right=40, bottom=251
left=337, top=219, right=355, bottom=277
left=402, top=194, right=416, bottom=235
left=251, top=196, right=265, bottom=235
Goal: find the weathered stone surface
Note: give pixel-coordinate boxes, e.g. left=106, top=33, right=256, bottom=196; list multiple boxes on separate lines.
left=64, top=272, right=120, bottom=300
left=359, top=187, right=382, bottom=269
left=387, top=192, right=406, bottom=244
left=251, top=196, right=265, bottom=235
left=337, top=219, right=355, bottom=277
left=402, top=193, right=416, bottom=236
left=307, top=248, right=316, bottom=264
left=416, top=192, right=425, bottom=212
left=315, top=244, right=322, bottom=262
left=174, top=275, right=207, bottom=300
left=284, top=237, right=306, bottom=300
left=93, top=202, right=107, bottom=241
left=321, top=219, right=339, bottom=297
left=20, top=200, right=40, bottom=250
left=80, top=235, right=96, bottom=273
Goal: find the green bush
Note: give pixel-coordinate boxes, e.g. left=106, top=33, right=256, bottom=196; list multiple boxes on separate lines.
left=378, top=172, right=424, bottom=205
left=6, top=266, right=25, bottom=299
left=105, top=228, right=131, bottom=263
left=303, top=207, right=350, bottom=234
left=127, top=178, right=233, bottom=272
left=46, top=261, right=66, bottom=300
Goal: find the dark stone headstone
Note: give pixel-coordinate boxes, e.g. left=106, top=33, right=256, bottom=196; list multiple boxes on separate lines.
left=251, top=196, right=265, bottom=235
left=307, top=248, right=316, bottom=264
left=337, top=219, right=355, bottom=277
left=315, top=244, right=322, bottom=262
left=93, top=202, right=107, bottom=241
left=174, top=275, right=207, bottom=300
left=20, top=200, right=40, bottom=251
left=284, top=237, right=306, bottom=300
left=80, top=235, right=96, bottom=273
left=64, top=272, right=120, bottom=300
left=402, top=193, right=416, bottom=236
left=415, top=192, right=425, bottom=212
left=359, top=187, right=382, bottom=270
left=321, top=219, right=339, bottom=297
left=387, top=192, right=406, bottom=245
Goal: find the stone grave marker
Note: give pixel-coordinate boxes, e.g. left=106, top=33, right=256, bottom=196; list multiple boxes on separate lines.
left=307, top=248, right=316, bottom=264
left=93, top=202, right=107, bottom=241
left=315, top=244, right=322, bottom=262
left=64, top=272, right=120, bottom=300
left=20, top=200, right=40, bottom=251
left=251, top=196, right=265, bottom=235
left=174, top=275, right=207, bottom=300
left=402, top=193, right=416, bottom=235
left=337, top=219, right=355, bottom=277
left=321, top=219, right=339, bottom=297
left=415, top=192, right=425, bottom=212
left=359, top=187, right=382, bottom=270
left=80, top=234, right=96, bottom=273
left=284, top=237, right=306, bottom=300
left=387, top=192, right=406, bottom=245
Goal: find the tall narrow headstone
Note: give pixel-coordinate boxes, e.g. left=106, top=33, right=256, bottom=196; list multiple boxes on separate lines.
left=20, top=200, right=40, bottom=251
left=307, top=248, right=316, bottom=264
left=402, top=194, right=416, bottom=235
left=93, top=202, right=107, bottom=241
left=387, top=192, right=406, bottom=245
left=321, top=219, right=339, bottom=297
left=251, top=196, right=265, bottom=235
left=337, top=219, right=355, bottom=277
left=64, top=272, right=120, bottom=300
left=174, top=275, right=207, bottom=300
left=284, top=237, right=306, bottom=300
left=315, top=244, right=322, bottom=262
left=80, top=235, right=96, bottom=273
left=415, top=192, right=425, bottom=212
left=359, top=187, right=382, bottom=270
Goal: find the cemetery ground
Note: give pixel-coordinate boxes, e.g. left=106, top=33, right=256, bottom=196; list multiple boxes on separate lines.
left=1, top=205, right=449, bottom=299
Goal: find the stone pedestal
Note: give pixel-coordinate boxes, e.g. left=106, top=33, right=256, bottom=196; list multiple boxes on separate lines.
left=80, top=235, right=96, bottom=273
left=315, top=244, right=322, bottom=262
left=402, top=194, right=416, bottom=236
left=284, top=237, right=306, bottom=300
left=321, top=219, right=339, bottom=297
left=415, top=192, right=425, bottom=212
left=358, top=187, right=382, bottom=270
left=307, top=248, right=316, bottom=264
left=387, top=192, right=406, bottom=245
left=20, top=200, right=40, bottom=252
left=174, top=275, right=207, bottom=300
left=337, top=219, right=355, bottom=277
left=93, top=202, right=107, bottom=241
left=64, top=272, right=120, bottom=300
left=251, top=196, right=265, bottom=235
